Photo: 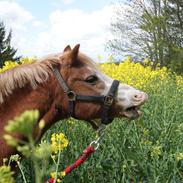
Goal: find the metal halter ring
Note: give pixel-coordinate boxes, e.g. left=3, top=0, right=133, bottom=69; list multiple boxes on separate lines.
left=90, top=139, right=100, bottom=150
left=90, top=125, right=106, bottom=150
left=67, top=91, right=77, bottom=101
left=104, top=95, right=114, bottom=106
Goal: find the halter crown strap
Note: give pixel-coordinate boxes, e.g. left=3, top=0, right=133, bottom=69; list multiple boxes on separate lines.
left=52, top=66, right=70, bottom=94
left=52, top=66, right=119, bottom=125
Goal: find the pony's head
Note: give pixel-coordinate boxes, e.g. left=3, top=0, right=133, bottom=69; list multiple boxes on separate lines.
left=50, top=44, right=148, bottom=127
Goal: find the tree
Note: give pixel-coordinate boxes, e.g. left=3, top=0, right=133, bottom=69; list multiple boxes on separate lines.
left=163, top=0, right=183, bottom=73
left=0, top=22, right=21, bottom=67
left=107, top=1, right=146, bottom=60
left=108, top=0, right=183, bottom=73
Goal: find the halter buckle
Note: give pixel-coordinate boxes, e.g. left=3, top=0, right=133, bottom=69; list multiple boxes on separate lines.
left=104, top=95, right=114, bottom=106
left=67, top=91, right=76, bottom=101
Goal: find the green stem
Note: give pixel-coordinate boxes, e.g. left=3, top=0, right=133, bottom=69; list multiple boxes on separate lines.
left=53, top=140, right=61, bottom=183
left=28, top=134, right=41, bottom=183
left=17, top=161, right=27, bottom=183
left=34, top=160, right=41, bottom=183
left=51, top=156, right=57, bottom=166
left=8, top=159, right=11, bottom=167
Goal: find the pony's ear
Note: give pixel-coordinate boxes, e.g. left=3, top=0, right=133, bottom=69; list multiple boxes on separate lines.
left=71, top=44, right=80, bottom=61
left=63, top=45, right=71, bottom=52
left=62, top=44, right=80, bottom=66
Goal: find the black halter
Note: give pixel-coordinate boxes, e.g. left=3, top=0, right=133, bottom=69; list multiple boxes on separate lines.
left=52, top=66, right=119, bottom=125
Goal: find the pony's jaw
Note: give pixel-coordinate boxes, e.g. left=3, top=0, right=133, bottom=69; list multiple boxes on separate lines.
left=117, top=85, right=148, bottom=119
left=99, top=73, right=148, bottom=120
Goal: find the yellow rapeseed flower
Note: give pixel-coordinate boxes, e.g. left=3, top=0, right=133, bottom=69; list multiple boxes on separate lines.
left=50, top=172, right=56, bottom=178
left=60, top=171, right=66, bottom=177
left=51, top=133, right=68, bottom=154
left=143, top=128, right=149, bottom=136
left=50, top=171, right=66, bottom=183
left=151, top=145, right=162, bottom=157
left=176, top=153, right=183, bottom=161
left=57, top=178, right=61, bottom=182
left=101, top=59, right=172, bottom=90
left=176, top=75, right=183, bottom=89
left=0, top=58, right=33, bottom=73
left=142, top=140, right=152, bottom=146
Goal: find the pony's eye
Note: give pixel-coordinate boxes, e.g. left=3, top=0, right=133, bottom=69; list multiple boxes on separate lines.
left=85, top=75, right=98, bottom=84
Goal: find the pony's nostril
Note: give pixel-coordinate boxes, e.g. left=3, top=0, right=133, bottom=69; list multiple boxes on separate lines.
left=133, top=93, right=144, bottom=100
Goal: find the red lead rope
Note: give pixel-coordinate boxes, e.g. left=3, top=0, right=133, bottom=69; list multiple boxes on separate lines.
left=64, top=145, right=96, bottom=174
left=45, top=145, right=96, bottom=183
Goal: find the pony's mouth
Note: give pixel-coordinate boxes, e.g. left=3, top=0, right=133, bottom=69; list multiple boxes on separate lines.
left=120, top=105, right=142, bottom=120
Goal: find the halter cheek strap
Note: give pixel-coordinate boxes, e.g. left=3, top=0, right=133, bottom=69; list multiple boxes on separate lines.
left=52, top=66, right=119, bottom=125
left=101, top=80, right=119, bottom=124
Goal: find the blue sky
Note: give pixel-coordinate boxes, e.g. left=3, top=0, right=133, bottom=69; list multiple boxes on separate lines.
left=0, top=0, right=118, bottom=61
left=20, top=0, right=113, bottom=20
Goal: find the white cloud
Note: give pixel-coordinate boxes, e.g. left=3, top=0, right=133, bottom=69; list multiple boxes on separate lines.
left=31, top=6, right=113, bottom=61
left=32, top=20, right=42, bottom=27
left=0, top=1, right=114, bottom=61
left=0, top=1, right=33, bottom=31
left=0, top=1, right=36, bottom=57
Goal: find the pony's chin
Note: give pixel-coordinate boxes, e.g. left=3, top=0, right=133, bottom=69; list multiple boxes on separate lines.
left=88, top=107, right=142, bottom=129
left=120, top=107, right=142, bottom=120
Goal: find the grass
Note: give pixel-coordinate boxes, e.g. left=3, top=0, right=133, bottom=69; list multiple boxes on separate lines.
left=16, top=78, right=183, bottom=183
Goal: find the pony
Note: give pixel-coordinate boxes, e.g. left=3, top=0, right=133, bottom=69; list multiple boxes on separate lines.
left=0, top=44, right=148, bottom=164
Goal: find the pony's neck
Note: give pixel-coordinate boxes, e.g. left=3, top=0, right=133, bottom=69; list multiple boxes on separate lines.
left=0, top=74, right=68, bottom=136
left=0, top=73, right=70, bottom=163
left=36, top=75, right=70, bottom=134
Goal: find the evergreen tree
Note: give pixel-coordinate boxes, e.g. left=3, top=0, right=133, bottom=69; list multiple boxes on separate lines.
left=0, top=22, right=21, bottom=67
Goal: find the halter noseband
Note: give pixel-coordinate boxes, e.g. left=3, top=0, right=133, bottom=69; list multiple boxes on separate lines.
left=52, top=66, right=119, bottom=125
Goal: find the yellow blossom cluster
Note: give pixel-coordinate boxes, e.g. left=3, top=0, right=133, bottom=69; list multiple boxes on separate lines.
left=0, top=61, right=19, bottom=73
left=51, top=133, right=69, bottom=154
left=0, top=58, right=34, bottom=73
left=176, top=75, right=183, bottom=88
left=50, top=171, right=66, bottom=183
left=151, top=145, right=162, bottom=157
left=176, top=153, right=183, bottom=161
left=101, top=58, right=183, bottom=91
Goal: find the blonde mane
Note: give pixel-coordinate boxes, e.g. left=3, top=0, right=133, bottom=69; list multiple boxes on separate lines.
left=0, top=55, right=60, bottom=104
left=0, top=52, right=98, bottom=104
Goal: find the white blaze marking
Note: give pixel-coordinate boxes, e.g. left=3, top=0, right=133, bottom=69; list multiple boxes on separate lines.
left=96, top=70, right=145, bottom=109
